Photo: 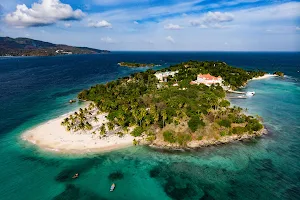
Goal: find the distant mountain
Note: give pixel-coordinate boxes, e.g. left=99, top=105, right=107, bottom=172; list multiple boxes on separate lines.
left=0, top=37, right=110, bottom=57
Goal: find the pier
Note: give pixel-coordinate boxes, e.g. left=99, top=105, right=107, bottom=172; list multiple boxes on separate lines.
left=228, top=96, right=247, bottom=99
left=227, top=90, right=246, bottom=94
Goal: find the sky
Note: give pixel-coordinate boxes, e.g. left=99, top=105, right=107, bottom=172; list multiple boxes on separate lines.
left=0, top=0, right=299, bottom=51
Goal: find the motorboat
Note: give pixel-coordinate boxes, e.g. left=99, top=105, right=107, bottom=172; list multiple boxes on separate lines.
left=72, top=173, right=79, bottom=179
left=110, top=183, right=116, bottom=192
left=246, top=91, right=255, bottom=96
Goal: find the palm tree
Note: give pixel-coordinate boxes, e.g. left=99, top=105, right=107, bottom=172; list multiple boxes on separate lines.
left=122, top=105, right=129, bottom=113
left=85, top=122, right=93, bottom=131
left=176, top=110, right=181, bottom=118
left=69, top=115, right=75, bottom=124
left=117, top=112, right=126, bottom=127
left=132, top=109, right=139, bottom=125
left=122, top=127, right=129, bottom=134
left=78, top=113, right=85, bottom=122
left=107, top=121, right=114, bottom=131
left=61, top=117, right=70, bottom=127
left=100, top=124, right=106, bottom=136
left=78, top=122, right=85, bottom=132
left=145, top=117, right=151, bottom=127
left=138, top=108, right=147, bottom=126
left=149, top=104, right=156, bottom=116
left=88, top=102, right=95, bottom=111
left=162, top=110, right=167, bottom=127
left=237, top=107, right=243, bottom=113
left=154, top=112, right=159, bottom=124
left=178, top=103, right=183, bottom=109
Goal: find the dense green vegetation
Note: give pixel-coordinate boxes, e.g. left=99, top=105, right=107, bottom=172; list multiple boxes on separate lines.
left=171, top=61, right=265, bottom=89
left=73, top=61, right=264, bottom=146
left=118, top=62, right=159, bottom=68
left=163, top=131, right=192, bottom=146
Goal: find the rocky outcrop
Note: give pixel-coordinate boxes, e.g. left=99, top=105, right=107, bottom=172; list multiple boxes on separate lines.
left=149, top=128, right=267, bottom=151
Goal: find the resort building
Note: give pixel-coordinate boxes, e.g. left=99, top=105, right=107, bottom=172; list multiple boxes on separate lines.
left=155, top=71, right=179, bottom=82
left=190, top=74, right=223, bottom=86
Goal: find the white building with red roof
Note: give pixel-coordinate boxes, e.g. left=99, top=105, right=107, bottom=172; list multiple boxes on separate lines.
left=190, top=74, right=223, bottom=86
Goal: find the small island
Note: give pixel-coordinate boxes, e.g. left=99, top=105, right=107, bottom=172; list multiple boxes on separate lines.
left=274, top=71, right=284, bottom=77
left=118, top=62, right=160, bottom=68
left=22, top=61, right=271, bottom=153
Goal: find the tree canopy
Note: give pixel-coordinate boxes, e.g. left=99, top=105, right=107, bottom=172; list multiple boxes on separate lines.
left=73, top=61, right=264, bottom=146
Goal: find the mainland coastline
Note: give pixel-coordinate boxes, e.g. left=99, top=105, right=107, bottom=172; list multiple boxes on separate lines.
left=21, top=61, right=279, bottom=154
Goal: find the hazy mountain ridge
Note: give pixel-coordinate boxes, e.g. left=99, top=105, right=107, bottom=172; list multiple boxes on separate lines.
left=0, top=37, right=110, bottom=56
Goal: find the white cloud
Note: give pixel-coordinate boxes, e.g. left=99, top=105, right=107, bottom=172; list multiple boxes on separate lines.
left=64, top=23, right=72, bottom=28
left=203, top=11, right=234, bottom=23
left=101, top=36, right=115, bottom=43
left=234, top=1, right=300, bottom=22
left=166, top=36, right=175, bottom=43
left=5, top=0, right=85, bottom=28
left=88, top=20, right=112, bottom=28
left=164, top=23, right=183, bottom=30
left=296, top=27, right=300, bottom=31
left=86, top=1, right=202, bottom=23
left=190, top=11, right=234, bottom=28
left=133, top=21, right=139, bottom=24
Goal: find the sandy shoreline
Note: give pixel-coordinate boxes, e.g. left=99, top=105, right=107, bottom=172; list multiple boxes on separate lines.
left=21, top=111, right=135, bottom=154
left=251, top=74, right=277, bottom=80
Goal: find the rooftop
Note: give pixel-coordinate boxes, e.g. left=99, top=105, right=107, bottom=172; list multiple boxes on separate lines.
left=198, top=74, right=222, bottom=80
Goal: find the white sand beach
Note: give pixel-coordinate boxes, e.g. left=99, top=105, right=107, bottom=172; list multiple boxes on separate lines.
left=251, top=74, right=277, bottom=80
left=21, top=111, right=135, bottom=154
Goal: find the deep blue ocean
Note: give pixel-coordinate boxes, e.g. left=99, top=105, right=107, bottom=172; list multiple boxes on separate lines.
left=0, top=52, right=299, bottom=200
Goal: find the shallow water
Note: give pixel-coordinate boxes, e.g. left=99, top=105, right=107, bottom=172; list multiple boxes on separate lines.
left=0, top=52, right=299, bottom=200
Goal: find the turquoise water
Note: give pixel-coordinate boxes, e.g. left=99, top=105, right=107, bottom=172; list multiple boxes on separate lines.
left=0, top=52, right=299, bottom=199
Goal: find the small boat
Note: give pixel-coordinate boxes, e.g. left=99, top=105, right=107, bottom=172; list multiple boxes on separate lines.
left=72, top=173, right=79, bottom=179
left=69, top=99, right=76, bottom=104
left=110, top=183, right=116, bottom=192
left=246, top=91, right=255, bottom=96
